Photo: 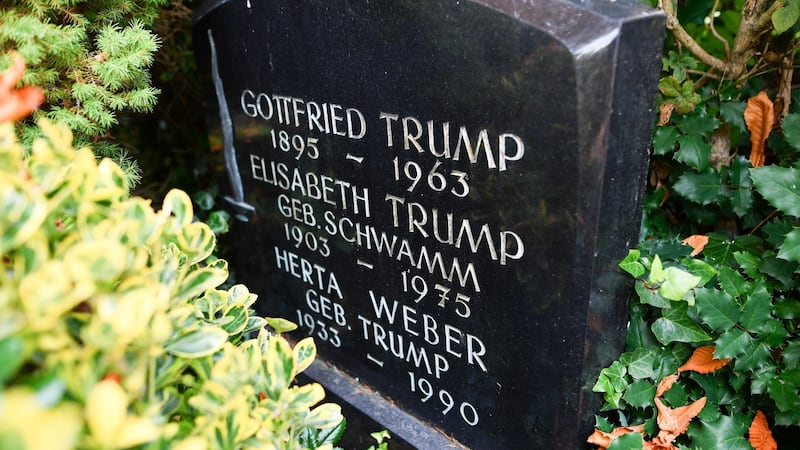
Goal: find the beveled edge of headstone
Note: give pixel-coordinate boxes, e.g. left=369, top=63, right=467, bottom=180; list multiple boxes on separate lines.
left=192, top=0, right=237, bottom=25
left=306, top=359, right=468, bottom=449
left=476, top=0, right=664, bottom=58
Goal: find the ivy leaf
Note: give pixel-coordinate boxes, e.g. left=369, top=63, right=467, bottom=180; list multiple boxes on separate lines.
left=778, top=227, right=800, bottom=262
left=773, top=0, right=800, bottom=34
left=751, top=166, right=800, bottom=217
left=714, top=328, right=756, bottom=359
left=621, top=348, right=658, bottom=379
left=636, top=282, right=671, bottom=308
left=652, top=303, right=711, bottom=344
left=623, top=380, right=656, bottom=408
left=674, top=171, right=722, bottom=205
left=659, top=267, right=702, bottom=301
left=687, top=415, right=752, bottom=450
left=682, top=258, right=717, bottom=285
left=649, top=255, right=666, bottom=283
left=740, top=286, right=772, bottom=332
left=675, top=134, right=711, bottom=171
left=619, top=249, right=645, bottom=278
left=783, top=113, right=800, bottom=151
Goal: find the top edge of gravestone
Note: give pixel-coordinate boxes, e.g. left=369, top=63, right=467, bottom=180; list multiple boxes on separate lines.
left=193, top=0, right=663, bottom=58
left=192, top=0, right=663, bottom=24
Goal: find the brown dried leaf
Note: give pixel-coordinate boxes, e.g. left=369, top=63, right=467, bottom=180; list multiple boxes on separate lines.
left=681, top=235, right=710, bottom=257
left=656, top=374, right=679, bottom=398
left=677, top=345, right=731, bottom=374
left=658, top=102, right=675, bottom=126
left=744, top=91, right=774, bottom=168
left=749, top=411, right=777, bottom=450
left=0, top=52, right=43, bottom=123
left=655, top=396, right=707, bottom=441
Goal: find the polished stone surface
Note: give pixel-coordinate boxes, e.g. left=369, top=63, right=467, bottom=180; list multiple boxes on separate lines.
left=193, top=1, right=663, bottom=447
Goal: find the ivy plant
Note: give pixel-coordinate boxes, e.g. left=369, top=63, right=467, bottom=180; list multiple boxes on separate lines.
left=592, top=0, right=800, bottom=448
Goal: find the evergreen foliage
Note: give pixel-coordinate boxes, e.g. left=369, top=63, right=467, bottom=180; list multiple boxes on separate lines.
left=0, top=0, right=167, bottom=185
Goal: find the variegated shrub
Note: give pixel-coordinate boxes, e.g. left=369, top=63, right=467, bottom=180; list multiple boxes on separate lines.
left=0, top=119, right=343, bottom=449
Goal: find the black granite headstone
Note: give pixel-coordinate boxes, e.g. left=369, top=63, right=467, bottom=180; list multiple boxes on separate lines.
left=192, top=1, right=664, bottom=448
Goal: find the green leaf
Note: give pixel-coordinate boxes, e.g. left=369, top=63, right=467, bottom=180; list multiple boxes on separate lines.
left=622, top=380, right=656, bottom=408
left=783, top=113, right=800, bottom=150
left=682, top=258, right=717, bottom=286
left=595, top=415, right=614, bottom=433
left=593, top=361, right=629, bottom=394
left=619, top=249, right=645, bottom=278
left=760, top=253, right=797, bottom=288
left=784, top=341, right=800, bottom=368
left=739, top=285, right=772, bottom=332
left=652, top=303, right=711, bottom=344
left=734, top=251, right=762, bottom=280
left=705, top=234, right=762, bottom=267
left=734, top=341, right=772, bottom=372
left=674, top=171, right=721, bottom=204
left=695, top=288, right=741, bottom=331
left=265, top=317, right=298, bottom=333
left=659, top=267, right=702, bottom=301
left=653, top=126, right=679, bottom=155
left=607, top=431, right=643, bottom=450
left=775, top=299, right=800, bottom=319
left=768, top=377, right=800, bottom=411
left=675, top=109, right=719, bottom=136
left=636, top=282, right=670, bottom=308
left=649, top=254, right=666, bottom=283
left=176, top=266, right=228, bottom=302
left=714, top=328, right=756, bottom=359
left=729, top=157, right=753, bottom=217
left=621, top=348, right=658, bottom=379
left=165, top=326, right=228, bottom=358
left=778, top=227, right=800, bottom=262
left=751, top=166, right=800, bottom=217
left=0, top=337, right=25, bottom=383
left=717, top=267, right=750, bottom=298
left=720, top=101, right=746, bottom=133
left=773, top=0, right=800, bottom=34
left=687, top=415, right=752, bottom=450
left=675, top=134, right=711, bottom=171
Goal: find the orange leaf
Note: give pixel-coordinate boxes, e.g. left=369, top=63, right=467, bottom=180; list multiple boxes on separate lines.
left=744, top=91, right=774, bottom=168
left=655, top=396, right=706, bottom=442
left=749, top=411, right=777, bottom=450
left=0, top=52, right=43, bottom=123
left=677, top=345, right=731, bottom=374
left=587, top=425, right=645, bottom=449
left=681, top=234, right=709, bottom=257
left=656, top=374, right=679, bottom=398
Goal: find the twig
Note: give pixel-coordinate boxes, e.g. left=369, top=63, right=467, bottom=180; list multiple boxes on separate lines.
left=660, top=0, right=729, bottom=74
left=709, top=0, right=731, bottom=59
